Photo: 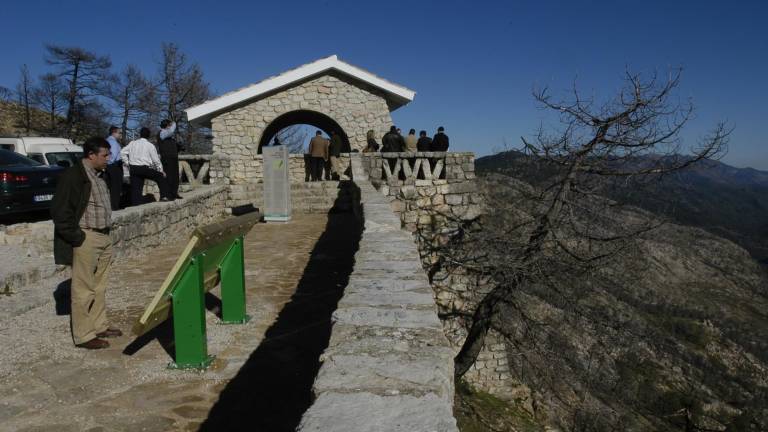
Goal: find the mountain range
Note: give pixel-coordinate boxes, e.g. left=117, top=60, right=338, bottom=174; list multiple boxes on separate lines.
left=475, top=151, right=768, bottom=265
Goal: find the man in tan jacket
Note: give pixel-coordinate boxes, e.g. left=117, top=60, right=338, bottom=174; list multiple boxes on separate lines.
left=308, top=130, right=329, bottom=181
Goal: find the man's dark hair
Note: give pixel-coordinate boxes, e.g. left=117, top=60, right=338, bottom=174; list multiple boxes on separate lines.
left=140, top=127, right=151, bottom=139
left=108, top=126, right=119, bottom=135
left=437, top=126, right=445, bottom=132
left=409, top=128, right=416, bottom=135
left=316, top=130, right=322, bottom=136
left=419, top=130, right=427, bottom=136
left=82, top=137, right=110, bottom=158
left=390, top=125, right=397, bottom=132
left=160, top=119, right=171, bottom=129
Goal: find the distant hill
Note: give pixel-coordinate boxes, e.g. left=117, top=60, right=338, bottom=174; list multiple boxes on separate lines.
left=0, top=100, right=63, bottom=137
left=476, top=151, right=768, bottom=265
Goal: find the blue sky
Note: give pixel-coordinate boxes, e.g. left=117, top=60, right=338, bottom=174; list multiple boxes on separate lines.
left=2, top=0, right=766, bottom=169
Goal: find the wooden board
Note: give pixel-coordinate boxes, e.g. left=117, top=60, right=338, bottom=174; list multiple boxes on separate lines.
left=131, top=212, right=262, bottom=336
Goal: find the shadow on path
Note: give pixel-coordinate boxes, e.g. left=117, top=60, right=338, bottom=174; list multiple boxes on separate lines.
left=200, top=190, right=361, bottom=431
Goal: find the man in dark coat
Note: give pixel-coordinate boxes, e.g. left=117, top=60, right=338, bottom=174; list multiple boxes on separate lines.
left=416, top=130, right=432, bottom=151
left=381, top=126, right=405, bottom=152
left=51, top=137, right=122, bottom=349
left=432, top=126, right=450, bottom=151
left=307, top=130, right=329, bottom=181
left=328, top=130, right=347, bottom=180
left=157, top=119, right=182, bottom=199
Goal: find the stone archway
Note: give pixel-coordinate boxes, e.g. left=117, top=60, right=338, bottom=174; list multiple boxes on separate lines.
left=185, top=55, right=415, bottom=208
left=257, top=110, right=351, bottom=154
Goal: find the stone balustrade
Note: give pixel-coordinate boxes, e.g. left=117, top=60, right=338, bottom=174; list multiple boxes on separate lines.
left=178, top=154, right=212, bottom=188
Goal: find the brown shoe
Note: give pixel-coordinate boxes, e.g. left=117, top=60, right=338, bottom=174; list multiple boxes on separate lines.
left=96, top=327, right=123, bottom=338
left=76, top=338, right=110, bottom=349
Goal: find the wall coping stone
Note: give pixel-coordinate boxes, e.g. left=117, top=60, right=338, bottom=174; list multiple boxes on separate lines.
left=297, top=154, right=458, bottom=432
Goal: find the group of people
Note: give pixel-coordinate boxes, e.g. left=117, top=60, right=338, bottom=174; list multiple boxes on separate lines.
left=102, top=121, right=183, bottom=210
left=49, top=119, right=182, bottom=350
left=363, top=126, right=449, bottom=153
left=306, top=129, right=349, bottom=181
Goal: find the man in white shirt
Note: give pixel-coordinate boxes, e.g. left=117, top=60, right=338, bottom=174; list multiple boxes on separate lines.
left=120, top=127, right=172, bottom=205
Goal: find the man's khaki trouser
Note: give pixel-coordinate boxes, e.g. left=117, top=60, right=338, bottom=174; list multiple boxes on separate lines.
left=71, top=230, right=113, bottom=345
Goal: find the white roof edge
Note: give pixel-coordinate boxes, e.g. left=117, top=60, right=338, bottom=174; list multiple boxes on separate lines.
left=186, top=55, right=415, bottom=122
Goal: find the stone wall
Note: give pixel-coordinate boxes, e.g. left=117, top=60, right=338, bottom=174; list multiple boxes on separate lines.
left=210, top=73, right=392, bottom=154
left=210, top=153, right=351, bottom=210
left=109, top=185, right=228, bottom=258
left=298, top=154, right=458, bottom=431
left=360, top=152, right=516, bottom=400
left=0, top=186, right=228, bottom=294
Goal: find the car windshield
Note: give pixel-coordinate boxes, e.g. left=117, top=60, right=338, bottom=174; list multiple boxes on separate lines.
left=46, top=152, right=82, bottom=168
left=0, top=149, right=43, bottom=167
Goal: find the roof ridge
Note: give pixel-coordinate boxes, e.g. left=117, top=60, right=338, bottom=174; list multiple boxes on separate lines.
left=186, top=56, right=415, bottom=123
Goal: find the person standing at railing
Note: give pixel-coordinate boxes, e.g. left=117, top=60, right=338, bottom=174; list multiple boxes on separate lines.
left=381, top=126, right=405, bottom=152
left=432, top=126, right=450, bottom=151
left=104, top=126, right=124, bottom=210
left=307, top=130, right=329, bottom=181
left=363, top=129, right=380, bottom=152
left=158, top=120, right=183, bottom=200
left=328, top=130, right=349, bottom=180
left=417, top=130, right=432, bottom=151
left=121, top=127, right=173, bottom=205
left=405, top=129, right=418, bottom=152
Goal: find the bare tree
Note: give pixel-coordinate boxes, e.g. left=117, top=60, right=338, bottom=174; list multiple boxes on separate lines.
left=153, top=42, right=211, bottom=148
left=45, top=44, right=112, bottom=137
left=71, top=99, right=112, bottom=139
left=0, top=86, right=13, bottom=102
left=33, top=73, right=66, bottom=134
left=16, top=65, right=34, bottom=134
left=451, top=69, right=730, bottom=380
left=105, top=64, right=150, bottom=142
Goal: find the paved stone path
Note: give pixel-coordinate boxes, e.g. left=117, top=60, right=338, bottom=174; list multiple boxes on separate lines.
left=0, top=213, right=350, bottom=431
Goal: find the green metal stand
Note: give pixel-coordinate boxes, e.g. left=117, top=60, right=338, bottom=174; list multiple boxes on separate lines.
left=219, top=236, right=250, bottom=324
left=168, top=256, right=214, bottom=370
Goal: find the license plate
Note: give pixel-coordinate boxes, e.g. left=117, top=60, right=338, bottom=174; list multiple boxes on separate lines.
left=33, top=194, right=53, bottom=202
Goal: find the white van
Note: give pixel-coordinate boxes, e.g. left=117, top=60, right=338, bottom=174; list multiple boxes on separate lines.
left=0, top=137, right=82, bottom=168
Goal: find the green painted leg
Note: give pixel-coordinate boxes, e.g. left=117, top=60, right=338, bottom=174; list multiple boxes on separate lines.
left=219, top=236, right=250, bottom=324
left=169, top=256, right=214, bottom=369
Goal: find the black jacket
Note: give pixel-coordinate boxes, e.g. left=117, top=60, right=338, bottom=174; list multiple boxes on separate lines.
left=432, top=132, right=449, bottom=151
left=329, top=134, right=343, bottom=157
left=50, top=160, right=91, bottom=265
left=158, top=135, right=180, bottom=160
left=381, top=132, right=405, bottom=152
left=417, top=136, right=432, bottom=151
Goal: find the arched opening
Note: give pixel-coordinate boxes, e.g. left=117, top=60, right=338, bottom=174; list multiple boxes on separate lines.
left=257, top=110, right=351, bottom=154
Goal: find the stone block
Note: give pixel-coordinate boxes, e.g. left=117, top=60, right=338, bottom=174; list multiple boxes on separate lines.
left=297, top=392, right=458, bottom=432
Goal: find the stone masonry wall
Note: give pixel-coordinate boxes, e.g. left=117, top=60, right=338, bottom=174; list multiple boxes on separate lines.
left=0, top=185, right=227, bottom=325
left=212, top=153, right=351, bottom=210
left=0, top=185, right=228, bottom=257
left=360, top=152, right=516, bottom=399
left=298, top=154, right=458, bottom=431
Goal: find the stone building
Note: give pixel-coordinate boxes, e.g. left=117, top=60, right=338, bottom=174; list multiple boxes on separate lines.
left=186, top=55, right=415, bottom=204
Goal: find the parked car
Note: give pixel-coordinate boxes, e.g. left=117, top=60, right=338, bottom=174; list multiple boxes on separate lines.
left=0, top=137, right=82, bottom=167
left=0, top=149, right=64, bottom=216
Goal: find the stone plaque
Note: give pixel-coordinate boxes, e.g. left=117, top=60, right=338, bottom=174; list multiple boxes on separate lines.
left=262, top=145, right=291, bottom=222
